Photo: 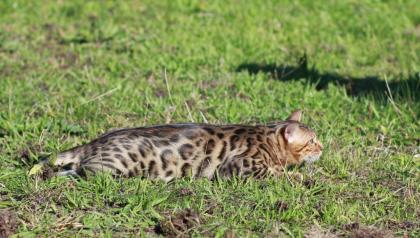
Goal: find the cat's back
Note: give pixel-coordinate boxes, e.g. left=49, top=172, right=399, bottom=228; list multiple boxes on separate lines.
left=93, top=123, right=264, bottom=142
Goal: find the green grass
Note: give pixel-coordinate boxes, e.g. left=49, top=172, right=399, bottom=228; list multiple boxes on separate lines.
left=0, top=0, right=419, bottom=237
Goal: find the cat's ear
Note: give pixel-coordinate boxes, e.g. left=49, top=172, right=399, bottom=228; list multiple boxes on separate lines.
left=286, top=109, right=302, bottom=122
left=283, top=124, right=299, bottom=143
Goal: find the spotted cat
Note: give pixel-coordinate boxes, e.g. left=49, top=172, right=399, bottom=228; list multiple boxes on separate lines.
left=48, top=110, right=323, bottom=181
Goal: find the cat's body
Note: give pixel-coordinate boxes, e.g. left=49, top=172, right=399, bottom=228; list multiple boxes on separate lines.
left=50, top=110, right=323, bottom=181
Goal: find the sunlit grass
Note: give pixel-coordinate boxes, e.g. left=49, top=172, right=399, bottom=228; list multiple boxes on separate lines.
left=0, top=0, right=419, bottom=237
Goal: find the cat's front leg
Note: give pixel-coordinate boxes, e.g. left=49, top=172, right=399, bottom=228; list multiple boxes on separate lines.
left=217, top=157, right=258, bottom=178
left=267, top=166, right=304, bottom=181
left=218, top=158, right=303, bottom=181
left=229, top=158, right=279, bottom=179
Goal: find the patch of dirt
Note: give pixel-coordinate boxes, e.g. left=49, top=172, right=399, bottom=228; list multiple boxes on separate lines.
left=42, top=23, right=60, bottom=42
left=199, top=80, right=220, bottom=90
left=223, top=229, right=236, bottom=238
left=17, top=143, right=44, bottom=166
left=342, top=222, right=394, bottom=238
left=185, top=98, right=197, bottom=109
left=236, top=92, right=251, bottom=100
left=348, top=227, right=393, bottom=238
left=155, top=209, right=201, bottom=237
left=342, top=222, right=360, bottom=231
left=404, top=24, right=420, bottom=38
left=49, top=214, right=84, bottom=232
left=387, top=220, right=418, bottom=231
left=314, top=202, right=324, bottom=219
left=258, top=181, right=269, bottom=190
left=55, top=51, right=79, bottom=69
left=146, top=72, right=157, bottom=84
left=18, top=149, right=31, bottom=164
left=153, top=88, right=166, bottom=98
left=0, top=209, right=19, bottom=238
left=304, top=178, right=316, bottom=188
left=304, top=225, right=337, bottom=238
left=203, top=196, right=218, bottom=215
left=22, top=183, right=73, bottom=208
left=177, top=188, right=194, bottom=197
left=39, top=164, right=55, bottom=180
left=38, top=23, right=83, bottom=70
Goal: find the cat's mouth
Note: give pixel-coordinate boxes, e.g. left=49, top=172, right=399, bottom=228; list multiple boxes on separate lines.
left=303, top=153, right=322, bottom=163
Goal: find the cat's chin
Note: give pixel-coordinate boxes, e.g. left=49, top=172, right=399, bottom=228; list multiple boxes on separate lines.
left=303, top=154, right=321, bottom=163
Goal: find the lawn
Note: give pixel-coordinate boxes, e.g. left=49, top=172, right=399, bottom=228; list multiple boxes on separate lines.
left=0, top=0, right=419, bottom=237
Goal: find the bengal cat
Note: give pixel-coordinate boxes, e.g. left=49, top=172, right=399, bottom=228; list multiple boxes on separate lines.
left=47, top=110, right=323, bottom=181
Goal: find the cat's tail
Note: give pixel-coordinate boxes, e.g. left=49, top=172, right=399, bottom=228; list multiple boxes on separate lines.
left=53, top=150, right=82, bottom=170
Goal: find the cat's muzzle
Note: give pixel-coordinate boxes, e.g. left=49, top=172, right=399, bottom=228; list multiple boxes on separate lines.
left=303, top=153, right=322, bottom=163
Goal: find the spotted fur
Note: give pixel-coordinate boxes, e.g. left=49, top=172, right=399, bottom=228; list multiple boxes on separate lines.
left=51, top=110, right=323, bottom=181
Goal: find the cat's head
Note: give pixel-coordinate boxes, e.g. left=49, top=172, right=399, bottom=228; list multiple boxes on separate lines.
left=278, top=110, right=323, bottom=164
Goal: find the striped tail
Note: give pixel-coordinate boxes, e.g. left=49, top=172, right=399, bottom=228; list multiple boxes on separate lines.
left=30, top=149, right=82, bottom=177
left=54, top=150, right=82, bottom=170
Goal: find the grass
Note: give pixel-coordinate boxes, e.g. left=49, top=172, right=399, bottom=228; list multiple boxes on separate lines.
left=0, top=0, right=419, bottom=237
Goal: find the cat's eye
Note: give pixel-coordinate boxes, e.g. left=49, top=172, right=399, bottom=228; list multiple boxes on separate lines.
left=309, top=139, right=314, bottom=144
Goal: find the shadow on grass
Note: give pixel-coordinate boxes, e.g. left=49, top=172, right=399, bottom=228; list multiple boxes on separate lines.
left=236, top=55, right=420, bottom=102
